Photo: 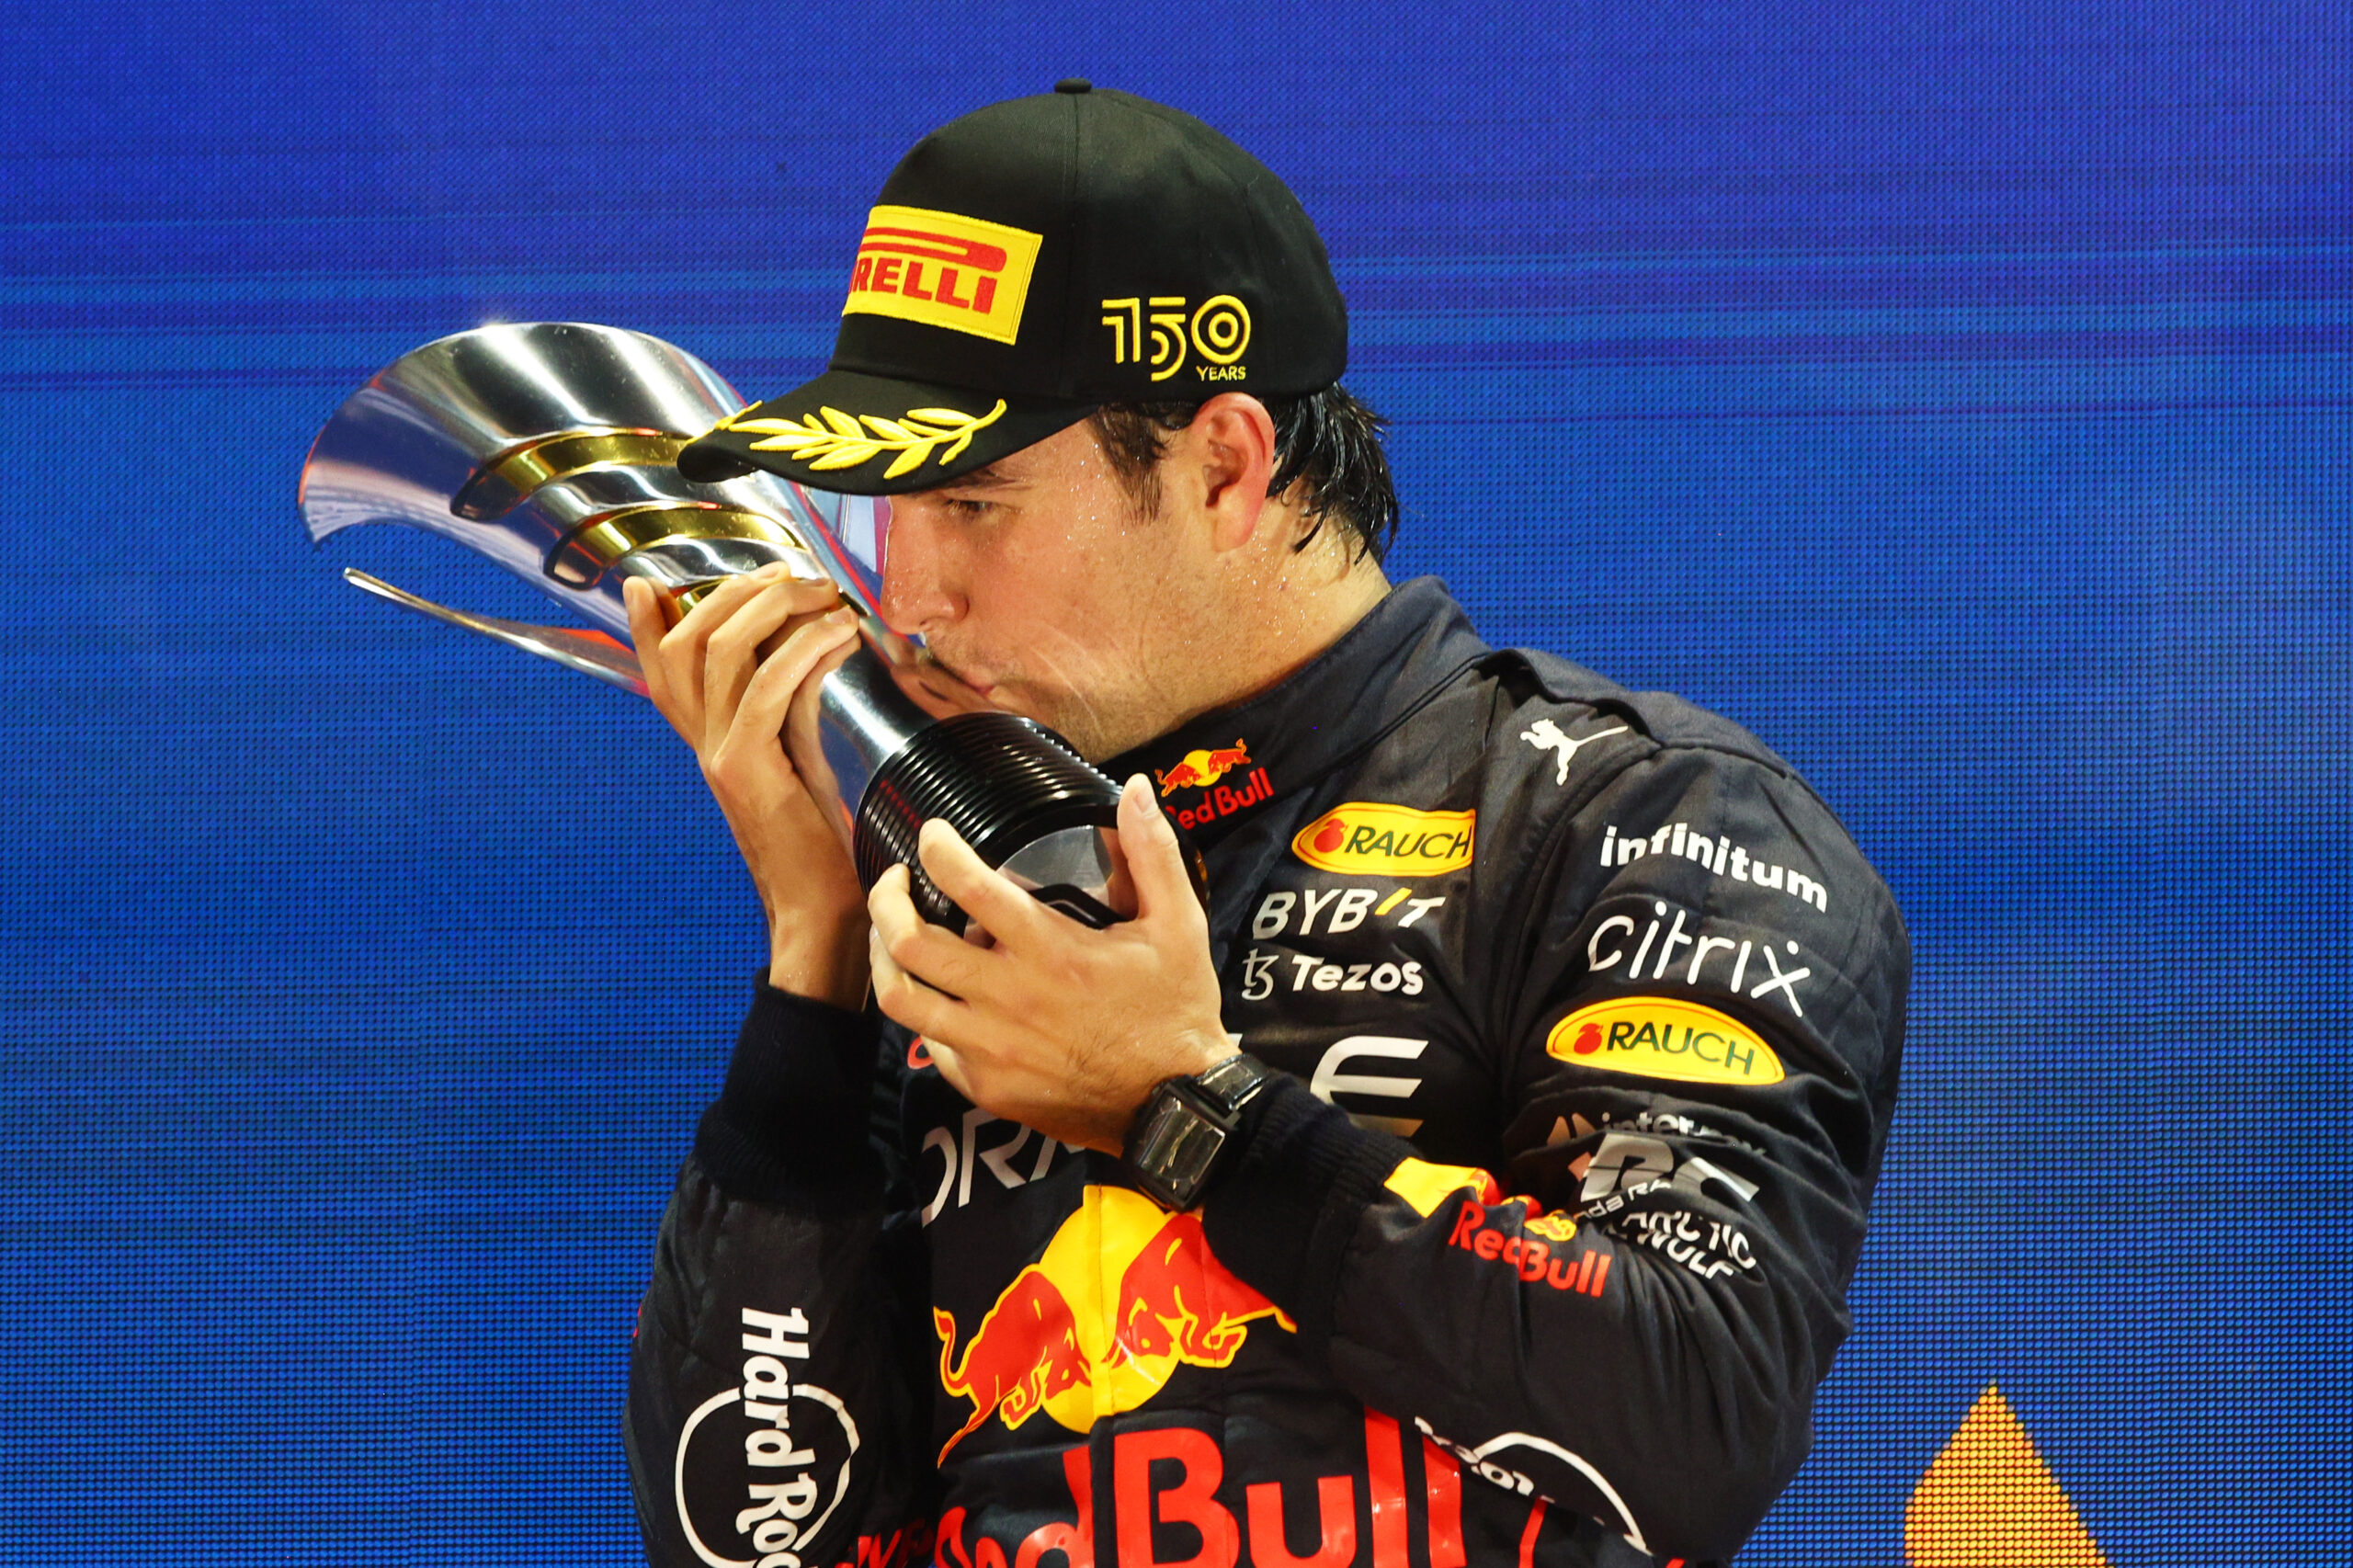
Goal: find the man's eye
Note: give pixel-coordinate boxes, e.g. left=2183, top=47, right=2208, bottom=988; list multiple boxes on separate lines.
left=944, top=498, right=995, bottom=518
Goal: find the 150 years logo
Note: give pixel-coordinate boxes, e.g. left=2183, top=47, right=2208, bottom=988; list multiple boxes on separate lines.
left=1100, top=294, right=1253, bottom=381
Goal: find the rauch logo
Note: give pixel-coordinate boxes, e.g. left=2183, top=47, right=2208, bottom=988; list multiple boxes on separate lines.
left=1546, top=996, right=1786, bottom=1086
left=1291, top=803, right=1475, bottom=877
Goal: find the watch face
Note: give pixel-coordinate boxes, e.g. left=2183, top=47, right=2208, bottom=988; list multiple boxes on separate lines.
left=1129, top=1089, right=1230, bottom=1209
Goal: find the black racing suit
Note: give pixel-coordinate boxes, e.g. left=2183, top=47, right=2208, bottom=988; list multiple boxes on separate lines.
left=625, top=577, right=1908, bottom=1568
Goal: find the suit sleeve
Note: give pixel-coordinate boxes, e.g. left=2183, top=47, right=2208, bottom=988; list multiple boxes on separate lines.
left=625, top=983, right=936, bottom=1568
left=1199, top=742, right=1908, bottom=1565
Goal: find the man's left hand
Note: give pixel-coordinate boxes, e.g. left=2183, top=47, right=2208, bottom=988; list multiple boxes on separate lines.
left=867, top=774, right=1235, bottom=1153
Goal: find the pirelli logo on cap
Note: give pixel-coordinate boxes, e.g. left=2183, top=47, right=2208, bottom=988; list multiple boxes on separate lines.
left=843, top=205, right=1043, bottom=345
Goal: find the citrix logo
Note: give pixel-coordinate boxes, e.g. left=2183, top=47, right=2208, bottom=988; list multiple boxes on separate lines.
left=1586, top=901, right=1813, bottom=1016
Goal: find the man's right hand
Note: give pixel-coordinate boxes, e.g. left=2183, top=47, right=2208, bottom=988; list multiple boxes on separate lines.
left=625, top=569, right=870, bottom=1008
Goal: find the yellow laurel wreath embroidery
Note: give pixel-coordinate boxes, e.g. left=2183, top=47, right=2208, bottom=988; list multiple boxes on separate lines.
left=722, top=400, right=1008, bottom=481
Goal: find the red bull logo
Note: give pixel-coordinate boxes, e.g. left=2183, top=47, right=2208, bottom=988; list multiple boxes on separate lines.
left=932, top=1186, right=1294, bottom=1459
left=1155, top=739, right=1252, bottom=797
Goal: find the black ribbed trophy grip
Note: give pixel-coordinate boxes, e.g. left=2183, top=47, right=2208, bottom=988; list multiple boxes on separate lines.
left=853, top=712, right=1130, bottom=933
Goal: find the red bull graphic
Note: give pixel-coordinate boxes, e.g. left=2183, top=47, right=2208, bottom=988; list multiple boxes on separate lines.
left=1155, top=740, right=1252, bottom=796
left=1156, top=740, right=1273, bottom=832
left=928, top=1414, right=1469, bottom=1568
left=933, top=1448, right=1091, bottom=1568
left=1113, top=1211, right=1289, bottom=1365
left=932, top=1186, right=1295, bottom=1460
left=933, top=1267, right=1091, bottom=1458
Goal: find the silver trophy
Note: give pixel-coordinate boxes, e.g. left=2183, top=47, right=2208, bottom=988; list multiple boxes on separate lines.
left=299, top=321, right=1158, bottom=930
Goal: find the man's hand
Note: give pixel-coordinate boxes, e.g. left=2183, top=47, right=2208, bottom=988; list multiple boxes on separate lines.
left=867, top=775, right=1235, bottom=1153
left=624, top=569, right=870, bottom=1007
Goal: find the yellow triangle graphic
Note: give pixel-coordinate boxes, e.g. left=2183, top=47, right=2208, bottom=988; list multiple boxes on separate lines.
left=1904, top=1384, right=2110, bottom=1567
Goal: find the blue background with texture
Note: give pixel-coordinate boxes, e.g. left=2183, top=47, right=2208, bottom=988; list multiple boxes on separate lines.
left=2, top=2, right=2345, bottom=1562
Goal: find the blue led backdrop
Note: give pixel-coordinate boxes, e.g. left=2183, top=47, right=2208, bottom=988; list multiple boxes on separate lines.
left=1, top=2, right=2344, bottom=1562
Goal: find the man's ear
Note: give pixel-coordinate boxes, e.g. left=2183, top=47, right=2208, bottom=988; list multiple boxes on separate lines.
left=1183, top=393, right=1278, bottom=552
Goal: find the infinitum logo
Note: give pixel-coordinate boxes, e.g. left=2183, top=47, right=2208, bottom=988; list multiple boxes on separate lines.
left=1599, top=822, right=1830, bottom=912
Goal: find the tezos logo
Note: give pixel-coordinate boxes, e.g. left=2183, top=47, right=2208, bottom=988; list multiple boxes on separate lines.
left=1291, top=803, right=1475, bottom=877
left=1546, top=996, right=1785, bottom=1086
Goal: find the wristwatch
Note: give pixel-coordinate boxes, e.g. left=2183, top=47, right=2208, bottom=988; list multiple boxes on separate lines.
left=1122, top=1054, right=1278, bottom=1210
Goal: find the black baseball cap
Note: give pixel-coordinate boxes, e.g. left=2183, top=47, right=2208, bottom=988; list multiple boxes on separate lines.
left=677, top=84, right=1347, bottom=495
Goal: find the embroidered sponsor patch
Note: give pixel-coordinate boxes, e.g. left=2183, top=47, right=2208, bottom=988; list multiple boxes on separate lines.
left=1291, top=803, right=1475, bottom=877
left=1545, top=996, right=1786, bottom=1086
left=843, top=204, right=1044, bottom=345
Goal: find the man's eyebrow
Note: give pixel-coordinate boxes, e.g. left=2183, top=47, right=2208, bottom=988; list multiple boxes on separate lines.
left=936, top=464, right=1018, bottom=492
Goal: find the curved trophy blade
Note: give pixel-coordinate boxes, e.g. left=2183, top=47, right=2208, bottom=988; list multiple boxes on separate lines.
left=296, top=322, right=861, bottom=639
left=340, top=569, right=646, bottom=694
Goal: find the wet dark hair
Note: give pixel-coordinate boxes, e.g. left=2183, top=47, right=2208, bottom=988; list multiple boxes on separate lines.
left=1086, top=384, right=1399, bottom=562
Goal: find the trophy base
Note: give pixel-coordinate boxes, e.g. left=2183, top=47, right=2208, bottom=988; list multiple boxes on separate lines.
left=854, top=712, right=1128, bottom=933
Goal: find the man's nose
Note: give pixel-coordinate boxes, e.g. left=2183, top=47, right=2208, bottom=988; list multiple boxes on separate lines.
left=875, top=501, right=962, bottom=636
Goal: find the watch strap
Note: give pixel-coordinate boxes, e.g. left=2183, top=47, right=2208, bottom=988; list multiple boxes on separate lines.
left=1192, top=1052, right=1277, bottom=1115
